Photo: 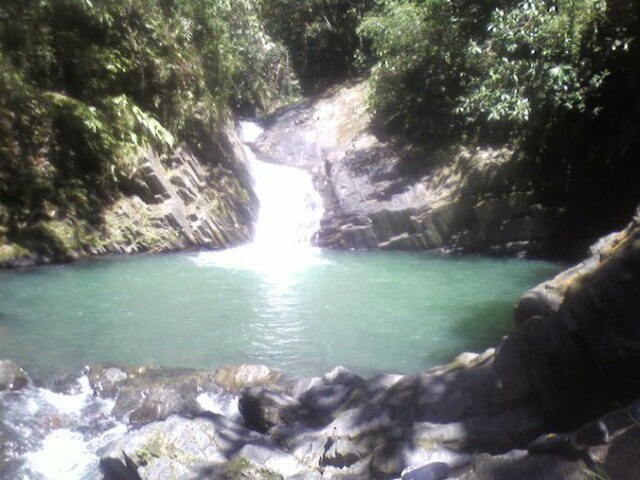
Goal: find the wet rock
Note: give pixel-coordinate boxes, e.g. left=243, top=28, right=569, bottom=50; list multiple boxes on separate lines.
left=100, top=453, right=142, bottom=480
left=362, top=373, right=405, bottom=397
left=89, top=366, right=129, bottom=397
left=513, top=290, right=562, bottom=326
left=458, top=451, right=585, bottom=480
left=367, top=421, right=474, bottom=479
left=571, top=420, right=610, bottom=448
left=0, top=360, right=28, bottom=391
left=473, top=194, right=532, bottom=229
left=101, top=414, right=244, bottom=476
left=320, top=437, right=370, bottom=469
left=493, top=212, right=640, bottom=428
left=402, top=462, right=450, bottom=480
left=292, top=366, right=365, bottom=423
left=602, top=427, right=640, bottom=480
left=370, top=437, right=407, bottom=479
left=89, top=365, right=221, bottom=426
left=239, top=387, right=307, bottom=433
left=214, top=364, right=284, bottom=393
left=285, top=473, right=323, bottom=480
left=101, top=414, right=300, bottom=480
left=233, top=444, right=305, bottom=477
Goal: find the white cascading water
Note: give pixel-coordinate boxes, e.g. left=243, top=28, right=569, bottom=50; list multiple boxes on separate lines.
left=195, top=121, right=324, bottom=272
left=2, top=373, right=240, bottom=479
left=241, top=121, right=323, bottom=251
left=1, top=375, right=127, bottom=479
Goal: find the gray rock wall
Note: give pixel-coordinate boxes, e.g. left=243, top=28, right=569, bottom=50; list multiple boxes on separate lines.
left=501, top=207, right=640, bottom=427
left=93, top=117, right=258, bottom=257
left=254, top=82, right=568, bottom=259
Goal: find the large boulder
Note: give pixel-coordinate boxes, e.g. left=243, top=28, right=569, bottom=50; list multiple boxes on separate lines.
left=100, top=413, right=309, bottom=480
left=494, top=208, right=640, bottom=428
left=214, top=364, right=285, bottom=393
left=239, top=387, right=307, bottom=433
left=87, top=365, right=225, bottom=426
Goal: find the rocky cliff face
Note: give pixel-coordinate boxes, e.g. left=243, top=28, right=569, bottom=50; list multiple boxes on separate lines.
left=0, top=119, right=257, bottom=267
left=252, top=82, right=568, bottom=259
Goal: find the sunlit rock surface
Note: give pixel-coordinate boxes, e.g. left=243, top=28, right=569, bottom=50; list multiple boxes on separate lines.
left=252, top=81, right=567, bottom=259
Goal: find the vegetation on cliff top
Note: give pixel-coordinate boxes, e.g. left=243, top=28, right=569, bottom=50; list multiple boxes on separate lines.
left=359, top=0, right=615, bottom=142
left=260, top=0, right=374, bottom=93
left=262, top=0, right=638, bottom=249
left=0, top=0, right=299, bottom=260
left=1, top=0, right=638, bottom=261
left=358, top=0, right=639, bottom=247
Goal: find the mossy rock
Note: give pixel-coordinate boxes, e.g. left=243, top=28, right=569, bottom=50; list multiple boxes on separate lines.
left=224, top=457, right=283, bottom=480
left=0, top=242, right=31, bottom=265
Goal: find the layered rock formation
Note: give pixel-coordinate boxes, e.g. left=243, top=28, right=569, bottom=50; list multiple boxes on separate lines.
left=252, top=82, right=567, bottom=258
left=0, top=119, right=257, bottom=267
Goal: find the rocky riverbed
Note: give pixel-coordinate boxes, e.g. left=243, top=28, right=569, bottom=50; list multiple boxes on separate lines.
left=2, top=206, right=640, bottom=479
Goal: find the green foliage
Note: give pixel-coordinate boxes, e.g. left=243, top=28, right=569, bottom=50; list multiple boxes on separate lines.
left=361, top=0, right=636, bottom=149
left=457, top=0, right=608, bottom=132
left=362, top=0, right=639, bottom=247
left=0, top=0, right=299, bottom=251
left=359, top=0, right=503, bottom=141
left=260, top=0, right=374, bottom=93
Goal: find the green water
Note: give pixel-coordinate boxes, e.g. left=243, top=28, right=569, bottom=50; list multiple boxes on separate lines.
left=0, top=249, right=560, bottom=379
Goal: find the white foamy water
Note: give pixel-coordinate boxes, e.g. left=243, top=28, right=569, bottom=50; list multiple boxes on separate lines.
left=39, top=376, right=91, bottom=414
left=194, top=121, right=326, bottom=273
left=0, top=374, right=126, bottom=479
left=24, top=429, right=97, bottom=480
left=197, top=392, right=241, bottom=420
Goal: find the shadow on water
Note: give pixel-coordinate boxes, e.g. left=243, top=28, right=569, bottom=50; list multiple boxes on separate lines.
left=0, top=311, right=19, bottom=324
left=445, top=299, right=516, bottom=350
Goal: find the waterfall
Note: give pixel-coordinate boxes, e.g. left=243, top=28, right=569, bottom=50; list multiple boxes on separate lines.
left=239, top=121, right=324, bottom=252
left=193, top=121, right=324, bottom=272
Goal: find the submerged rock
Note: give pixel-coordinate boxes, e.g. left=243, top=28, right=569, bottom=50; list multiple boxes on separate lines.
left=0, top=359, right=28, bottom=391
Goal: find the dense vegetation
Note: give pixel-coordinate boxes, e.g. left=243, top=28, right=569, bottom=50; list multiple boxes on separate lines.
left=260, top=0, right=374, bottom=93
left=1, top=0, right=638, bottom=261
left=359, top=0, right=639, bottom=247
left=0, top=0, right=298, bottom=259
left=263, top=0, right=639, bottom=248
left=359, top=0, right=634, bottom=140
